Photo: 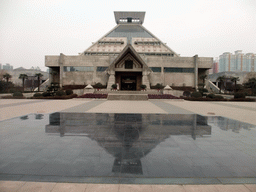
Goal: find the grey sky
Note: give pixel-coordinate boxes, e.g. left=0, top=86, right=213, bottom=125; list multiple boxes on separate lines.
left=1, top=0, right=256, bottom=71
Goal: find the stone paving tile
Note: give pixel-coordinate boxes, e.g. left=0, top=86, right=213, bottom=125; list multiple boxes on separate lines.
left=150, top=100, right=194, bottom=114
left=214, top=184, right=251, bottom=192
left=210, top=102, right=256, bottom=112
left=17, top=182, right=56, bottom=192
left=183, top=185, right=219, bottom=192
left=61, top=100, right=106, bottom=113
left=0, top=99, right=89, bottom=121
left=51, top=183, right=87, bottom=192
left=151, top=184, right=186, bottom=192
left=0, top=181, right=26, bottom=192
left=119, top=184, right=153, bottom=192
left=87, top=100, right=166, bottom=114
left=244, top=184, right=256, bottom=191
left=165, top=101, right=256, bottom=125
left=0, top=100, right=47, bottom=109
left=85, top=184, right=119, bottom=192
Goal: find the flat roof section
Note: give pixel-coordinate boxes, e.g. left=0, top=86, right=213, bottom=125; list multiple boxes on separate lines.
left=114, top=11, right=145, bottom=24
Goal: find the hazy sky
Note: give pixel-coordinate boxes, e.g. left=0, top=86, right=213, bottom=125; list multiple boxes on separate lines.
left=1, top=0, right=256, bottom=71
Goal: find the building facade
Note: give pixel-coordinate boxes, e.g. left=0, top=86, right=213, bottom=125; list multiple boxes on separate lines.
left=209, top=58, right=219, bottom=74
left=219, top=51, right=256, bottom=73
left=9, top=67, right=49, bottom=87
left=45, top=12, right=213, bottom=90
left=2, top=63, right=13, bottom=71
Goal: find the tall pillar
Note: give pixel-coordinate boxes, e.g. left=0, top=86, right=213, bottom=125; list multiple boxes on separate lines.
left=59, top=53, right=64, bottom=87
left=142, top=71, right=150, bottom=90
left=194, top=55, right=198, bottom=91
left=107, top=70, right=115, bottom=90
left=49, top=68, right=53, bottom=84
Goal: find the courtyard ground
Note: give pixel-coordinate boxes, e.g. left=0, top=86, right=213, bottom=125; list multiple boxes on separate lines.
left=0, top=98, right=256, bottom=191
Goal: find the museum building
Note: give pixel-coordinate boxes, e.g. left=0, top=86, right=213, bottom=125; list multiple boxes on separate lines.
left=45, top=12, right=213, bottom=90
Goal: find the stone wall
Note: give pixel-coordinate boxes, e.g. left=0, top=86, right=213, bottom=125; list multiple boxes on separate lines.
left=46, top=54, right=212, bottom=88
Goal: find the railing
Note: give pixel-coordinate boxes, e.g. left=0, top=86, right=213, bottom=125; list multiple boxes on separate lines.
left=34, top=79, right=50, bottom=92
left=206, top=79, right=223, bottom=94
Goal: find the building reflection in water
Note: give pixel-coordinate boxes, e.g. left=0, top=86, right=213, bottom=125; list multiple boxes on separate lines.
left=208, top=116, right=255, bottom=133
left=46, top=113, right=211, bottom=175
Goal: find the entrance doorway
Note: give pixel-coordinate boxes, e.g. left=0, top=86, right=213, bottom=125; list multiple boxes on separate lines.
left=121, top=76, right=137, bottom=90
left=115, top=72, right=142, bottom=91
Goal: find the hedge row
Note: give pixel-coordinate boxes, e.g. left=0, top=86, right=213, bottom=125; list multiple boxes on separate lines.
left=148, top=94, right=181, bottom=99
left=77, top=93, right=108, bottom=98
left=183, top=97, right=255, bottom=102
left=32, top=94, right=78, bottom=100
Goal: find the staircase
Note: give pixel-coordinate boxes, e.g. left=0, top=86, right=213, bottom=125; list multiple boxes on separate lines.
left=106, top=90, right=161, bottom=100
left=34, top=79, right=50, bottom=92
left=206, top=80, right=223, bottom=94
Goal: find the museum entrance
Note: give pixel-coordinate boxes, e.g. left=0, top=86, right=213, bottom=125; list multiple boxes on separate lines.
left=115, top=72, right=142, bottom=91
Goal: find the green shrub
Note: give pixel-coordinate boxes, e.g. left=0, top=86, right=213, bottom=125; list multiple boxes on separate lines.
left=111, top=84, right=117, bottom=89
left=206, top=93, right=215, bottom=98
left=94, top=83, right=103, bottom=89
left=33, top=93, right=42, bottom=97
left=191, top=91, right=202, bottom=98
left=155, top=83, right=164, bottom=89
left=140, top=84, right=147, bottom=89
left=183, top=91, right=191, bottom=97
left=234, top=92, right=245, bottom=99
left=56, top=90, right=66, bottom=96
left=65, top=89, right=73, bottom=95
left=199, top=88, right=208, bottom=93
left=42, top=92, right=52, bottom=97
left=13, top=92, right=23, bottom=97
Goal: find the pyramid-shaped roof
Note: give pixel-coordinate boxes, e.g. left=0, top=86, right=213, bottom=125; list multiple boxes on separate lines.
left=83, top=11, right=179, bottom=57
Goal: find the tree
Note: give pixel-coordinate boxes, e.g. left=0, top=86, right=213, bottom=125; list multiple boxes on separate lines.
left=199, top=75, right=207, bottom=87
left=3, top=73, right=12, bottom=92
left=19, top=74, right=28, bottom=92
left=3, top=73, right=12, bottom=83
left=230, top=76, right=240, bottom=93
left=243, top=78, right=256, bottom=95
left=216, top=76, right=226, bottom=93
left=35, top=73, right=43, bottom=92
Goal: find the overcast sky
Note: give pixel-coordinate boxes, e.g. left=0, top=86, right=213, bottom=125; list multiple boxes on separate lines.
left=1, top=0, right=256, bottom=71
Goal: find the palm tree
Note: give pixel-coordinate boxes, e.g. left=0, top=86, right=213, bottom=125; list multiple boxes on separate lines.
left=19, top=74, right=28, bottom=92
left=200, top=75, right=207, bottom=87
left=216, top=75, right=226, bottom=93
left=35, top=73, right=43, bottom=92
left=3, top=73, right=12, bottom=83
left=230, top=76, right=240, bottom=93
left=3, top=73, right=12, bottom=92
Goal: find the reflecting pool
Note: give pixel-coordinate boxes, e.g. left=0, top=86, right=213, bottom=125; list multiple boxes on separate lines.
left=0, top=113, right=256, bottom=184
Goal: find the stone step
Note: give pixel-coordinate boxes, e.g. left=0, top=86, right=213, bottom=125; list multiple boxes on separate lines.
left=96, top=90, right=162, bottom=95
left=107, top=94, right=148, bottom=100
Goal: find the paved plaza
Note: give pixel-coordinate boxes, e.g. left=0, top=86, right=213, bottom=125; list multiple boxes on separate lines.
left=0, top=98, right=256, bottom=191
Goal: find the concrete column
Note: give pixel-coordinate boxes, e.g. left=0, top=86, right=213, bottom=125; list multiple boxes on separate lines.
left=161, top=66, right=165, bottom=85
left=93, top=66, right=97, bottom=85
left=142, top=70, right=151, bottom=90
left=194, top=55, right=198, bottom=91
left=49, top=68, right=53, bottom=84
left=107, top=70, right=115, bottom=90
left=59, top=53, right=64, bottom=87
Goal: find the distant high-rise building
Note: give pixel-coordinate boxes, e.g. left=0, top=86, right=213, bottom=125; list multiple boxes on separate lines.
left=3, top=63, right=14, bottom=71
left=219, top=51, right=255, bottom=72
left=0, top=63, right=2, bottom=70
left=209, top=58, right=219, bottom=74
